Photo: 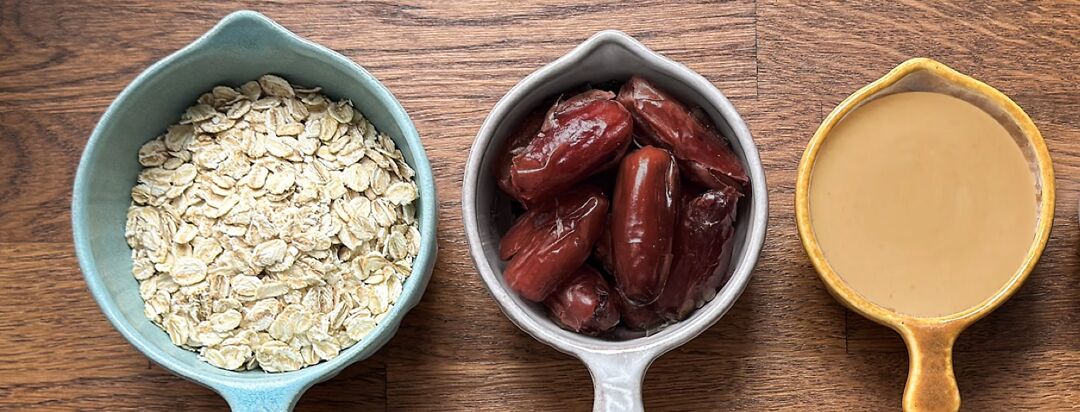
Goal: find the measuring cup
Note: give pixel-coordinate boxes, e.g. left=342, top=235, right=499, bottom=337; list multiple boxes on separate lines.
left=795, top=58, right=1055, bottom=411
left=73, top=11, right=438, bottom=410
left=463, top=31, right=768, bottom=411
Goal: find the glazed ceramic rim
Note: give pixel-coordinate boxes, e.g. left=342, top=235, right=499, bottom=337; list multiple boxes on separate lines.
left=71, top=10, right=437, bottom=399
left=794, top=57, right=1055, bottom=331
left=463, top=30, right=768, bottom=356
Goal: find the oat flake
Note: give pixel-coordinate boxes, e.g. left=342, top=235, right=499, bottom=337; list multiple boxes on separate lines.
left=125, top=75, right=420, bottom=372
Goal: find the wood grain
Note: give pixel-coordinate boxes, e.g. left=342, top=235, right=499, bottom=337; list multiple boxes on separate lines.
left=0, top=1, right=1077, bottom=410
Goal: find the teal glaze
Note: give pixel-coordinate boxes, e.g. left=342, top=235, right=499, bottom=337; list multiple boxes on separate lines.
left=71, top=11, right=437, bottom=411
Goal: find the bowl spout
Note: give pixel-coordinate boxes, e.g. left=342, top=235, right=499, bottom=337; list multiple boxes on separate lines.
left=201, top=11, right=296, bottom=52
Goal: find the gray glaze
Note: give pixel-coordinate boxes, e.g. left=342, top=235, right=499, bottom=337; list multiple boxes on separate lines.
left=462, top=31, right=768, bottom=412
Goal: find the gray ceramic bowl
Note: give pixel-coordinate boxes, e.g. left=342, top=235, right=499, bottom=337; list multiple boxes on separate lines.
left=72, top=11, right=437, bottom=411
left=462, top=31, right=768, bottom=411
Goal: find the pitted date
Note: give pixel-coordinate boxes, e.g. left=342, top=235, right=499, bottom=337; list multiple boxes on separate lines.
left=611, top=146, right=681, bottom=305
left=655, top=187, right=739, bottom=320
left=495, top=76, right=747, bottom=337
left=507, top=89, right=633, bottom=205
left=617, top=294, right=665, bottom=331
left=494, top=107, right=547, bottom=200
left=593, top=223, right=615, bottom=275
left=617, top=76, right=748, bottom=191
left=499, top=186, right=609, bottom=302
left=543, top=265, right=620, bottom=335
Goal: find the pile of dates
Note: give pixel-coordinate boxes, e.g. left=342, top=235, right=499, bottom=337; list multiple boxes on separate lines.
left=495, top=76, right=746, bottom=336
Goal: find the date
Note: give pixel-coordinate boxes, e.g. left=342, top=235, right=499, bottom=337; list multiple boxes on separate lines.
left=593, top=223, right=615, bottom=275
left=654, top=186, right=739, bottom=320
left=610, top=146, right=681, bottom=305
left=494, top=107, right=547, bottom=200
left=499, top=186, right=609, bottom=301
left=544, top=265, right=621, bottom=335
left=617, top=76, right=748, bottom=191
left=617, top=293, right=665, bottom=331
left=496, top=76, right=747, bottom=337
left=508, top=89, right=633, bottom=205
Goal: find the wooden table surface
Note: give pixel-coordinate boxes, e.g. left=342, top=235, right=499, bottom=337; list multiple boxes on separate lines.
left=1, top=1, right=1077, bottom=410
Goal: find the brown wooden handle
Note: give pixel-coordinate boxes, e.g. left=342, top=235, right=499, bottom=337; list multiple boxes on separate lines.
left=901, top=325, right=961, bottom=412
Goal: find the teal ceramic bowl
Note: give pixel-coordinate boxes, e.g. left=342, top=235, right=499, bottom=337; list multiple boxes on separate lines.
left=72, top=11, right=437, bottom=411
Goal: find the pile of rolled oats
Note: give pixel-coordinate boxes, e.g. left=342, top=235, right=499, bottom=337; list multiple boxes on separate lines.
left=125, top=75, right=421, bottom=372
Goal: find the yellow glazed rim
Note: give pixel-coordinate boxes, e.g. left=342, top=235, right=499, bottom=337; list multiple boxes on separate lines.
left=797, top=58, right=1055, bottom=410
left=795, top=57, right=1055, bottom=333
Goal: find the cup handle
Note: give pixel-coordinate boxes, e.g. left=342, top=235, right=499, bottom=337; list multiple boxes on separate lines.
left=579, top=350, right=658, bottom=412
left=900, top=324, right=961, bottom=412
left=217, top=381, right=306, bottom=412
